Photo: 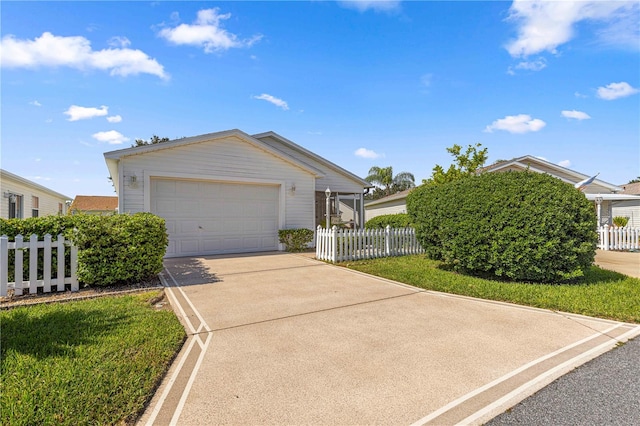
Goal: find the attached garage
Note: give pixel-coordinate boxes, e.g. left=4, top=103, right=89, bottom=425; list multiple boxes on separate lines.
left=104, top=129, right=371, bottom=258
left=151, top=178, right=280, bottom=257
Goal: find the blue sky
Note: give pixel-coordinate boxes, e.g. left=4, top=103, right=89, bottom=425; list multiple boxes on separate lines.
left=2, top=1, right=639, bottom=198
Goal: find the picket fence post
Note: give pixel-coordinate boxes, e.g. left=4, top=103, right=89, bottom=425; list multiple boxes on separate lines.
left=603, top=225, right=610, bottom=251
left=0, top=236, right=7, bottom=297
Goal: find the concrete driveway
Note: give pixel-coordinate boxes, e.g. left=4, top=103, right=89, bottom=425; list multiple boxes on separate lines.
left=139, top=253, right=640, bottom=425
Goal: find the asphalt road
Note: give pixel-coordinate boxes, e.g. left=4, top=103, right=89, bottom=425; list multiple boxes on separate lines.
left=488, top=336, right=640, bottom=426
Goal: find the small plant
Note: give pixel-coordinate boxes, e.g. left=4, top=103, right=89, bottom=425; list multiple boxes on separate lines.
left=612, top=216, right=629, bottom=227
left=278, top=228, right=314, bottom=252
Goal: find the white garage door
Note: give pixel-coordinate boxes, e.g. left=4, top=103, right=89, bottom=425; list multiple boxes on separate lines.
left=151, top=178, right=280, bottom=257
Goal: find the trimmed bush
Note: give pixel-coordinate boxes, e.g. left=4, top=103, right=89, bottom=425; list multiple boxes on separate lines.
left=1, top=213, right=168, bottom=287
left=278, top=228, right=314, bottom=252
left=72, top=213, right=168, bottom=286
left=407, top=171, right=598, bottom=282
left=365, top=213, right=412, bottom=229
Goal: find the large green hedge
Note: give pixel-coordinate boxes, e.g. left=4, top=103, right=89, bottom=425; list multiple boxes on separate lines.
left=406, top=171, right=598, bottom=282
left=0, top=213, right=168, bottom=287
left=365, top=213, right=412, bottom=229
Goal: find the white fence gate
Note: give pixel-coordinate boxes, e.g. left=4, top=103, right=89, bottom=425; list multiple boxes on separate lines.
left=598, top=225, right=640, bottom=251
left=316, top=225, right=423, bottom=263
left=1, top=234, right=78, bottom=297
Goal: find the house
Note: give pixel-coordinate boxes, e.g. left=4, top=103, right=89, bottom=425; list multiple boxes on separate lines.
left=363, top=155, right=640, bottom=227
left=0, top=169, right=71, bottom=219
left=364, top=188, right=413, bottom=222
left=103, top=129, right=371, bottom=257
left=611, top=181, right=640, bottom=227
left=69, top=195, right=118, bottom=215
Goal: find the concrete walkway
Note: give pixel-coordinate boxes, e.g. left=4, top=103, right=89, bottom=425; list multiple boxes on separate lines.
left=138, top=253, right=640, bottom=425
left=594, top=250, right=640, bottom=278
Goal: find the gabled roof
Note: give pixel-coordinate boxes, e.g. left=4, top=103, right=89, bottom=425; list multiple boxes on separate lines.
left=620, top=182, right=640, bottom=195
left=1, top=169, right=71, bottom=200
left=103, top=129, right=327, bottom=193
left=252, top=131, right=373, bottom=188
left=365, top=188, right=413, bottom=207
left=482, top=155, right=622, bottom=193
left=69, top=195, right=118, bottom=212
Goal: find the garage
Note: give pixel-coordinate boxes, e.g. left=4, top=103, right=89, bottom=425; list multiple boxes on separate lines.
left=104, top=129, right=370, bottom=258
left=151, top=178, right=280, bottom=257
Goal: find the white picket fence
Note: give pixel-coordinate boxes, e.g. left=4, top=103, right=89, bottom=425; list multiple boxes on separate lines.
left=598, top=225, right=640, bottom=251
left=316, top=225, right=423, bottom=262
left=1, top=234, right=78, bottom=297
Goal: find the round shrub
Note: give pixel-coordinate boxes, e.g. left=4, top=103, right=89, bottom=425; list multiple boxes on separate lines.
left=365, top=213, right=412, bottom=229
left=406, top=171, right=598, bottom=282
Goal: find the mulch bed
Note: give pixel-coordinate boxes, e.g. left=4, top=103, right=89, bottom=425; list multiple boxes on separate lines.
left=0, top=277, right=164, bottom=309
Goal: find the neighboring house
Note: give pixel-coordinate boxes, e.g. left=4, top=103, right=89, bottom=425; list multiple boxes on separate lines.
left=612, top=182, right=640, bottom=227
left=0, top=169, right=71, bottom=219
left=104, top=129, right=371, bottom=257
left=363, top=155, right=640, bottom=227
left=364, top=188, right=413, bottom=222
left=69, top=195, right=118, bottom=215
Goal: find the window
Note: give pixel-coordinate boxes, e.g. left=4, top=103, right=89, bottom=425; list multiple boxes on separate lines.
left=32, top=196, right=39, bottom=217
left=59, top=203, right=63, bottom=215
left=8, top=194, right=23, bottom=219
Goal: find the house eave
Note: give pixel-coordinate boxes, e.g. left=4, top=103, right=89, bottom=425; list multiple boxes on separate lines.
left=0, top=169, right=72, bottom=201
left=253, top=131, right=373, bottom=189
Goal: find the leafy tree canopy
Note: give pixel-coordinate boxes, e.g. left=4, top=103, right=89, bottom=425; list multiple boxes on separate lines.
left=132, top=135, right=170, bottom=147
left=422, top=143, right=488, bottom=186
left=627, top=177, right=640, bottom=184
left=364, top=166, right=415, bottom=200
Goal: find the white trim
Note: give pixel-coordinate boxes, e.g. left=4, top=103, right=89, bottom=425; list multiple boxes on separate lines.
left=0, top=169, right=71, bottom=201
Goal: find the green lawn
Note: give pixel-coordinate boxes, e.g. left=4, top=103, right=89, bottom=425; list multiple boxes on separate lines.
left=342, top=256, right=640, bottom=324
left=0, top=291, right=186, bottom=426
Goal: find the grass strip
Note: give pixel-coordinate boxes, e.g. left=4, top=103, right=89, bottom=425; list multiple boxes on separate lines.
left=342, top=256, right=640, bottom=324
left=0, top=291, right=186, bottom=425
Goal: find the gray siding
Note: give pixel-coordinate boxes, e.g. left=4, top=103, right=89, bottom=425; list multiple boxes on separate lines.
left=257, top=135, right=364, bottom=194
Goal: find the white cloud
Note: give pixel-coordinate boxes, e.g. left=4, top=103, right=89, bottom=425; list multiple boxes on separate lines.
left=92, top=130, right=129, bottom=145
left=30, top=176, right=52, bottom=181
left=558, top=160, right=572, bottom=168
left=561, top=110, right=591, bottom=120
left=29, top=100, right=42, bottom=107
left=505, top=0, right=638, bottom=57
left=64, top=105, right=108, bottom=121
left=45, top=118, right=53, bottom=123
left=158, top=8, right=262, bottom=53
left=108, top=36, right=131, bottom=48
left=253, top=93, right=289, bottom=110
left=574, top=91, right=588, bottom=98
left=354, top=148, right=383, bottom=159
left=106, top=115, right=122, bottom=123
left=338, top=1, right=401, bottom=12
left=507, top=57, right=547, bottom=74
left=0, top=32, right=168, bottom=79
left=596, top=81, right=639, bottom=100
left=484, top=114, right=546, bottom=134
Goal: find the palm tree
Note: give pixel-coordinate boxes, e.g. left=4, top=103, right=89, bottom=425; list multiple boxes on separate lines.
left=365, top=166, right=415, bottom=198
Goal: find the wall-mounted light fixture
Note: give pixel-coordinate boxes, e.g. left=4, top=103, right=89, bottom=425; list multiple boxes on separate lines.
left=290, top=182, right=296, bottom=195
left=3, top=192, right=17, bottom=202
left=129, top=174, right=138, bottom=188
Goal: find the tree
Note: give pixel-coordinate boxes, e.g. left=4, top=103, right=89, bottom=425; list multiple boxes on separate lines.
left=422, top=143, right=488, bottom=186
left=365, top=166, right=415, bottom=199
left=132, top=135, right=170, bottom=147
left=627, top=177, right=640, bottom=184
